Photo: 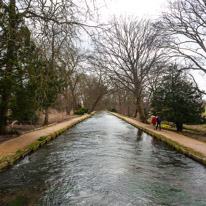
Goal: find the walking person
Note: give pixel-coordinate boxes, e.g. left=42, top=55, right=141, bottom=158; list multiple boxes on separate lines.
left=156, top=115, right=161, bottom=131
left=152, top=116, right=157, bottom=130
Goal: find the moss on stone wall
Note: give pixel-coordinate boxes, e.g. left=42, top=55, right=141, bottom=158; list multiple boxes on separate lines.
left=111, top=112, right=206, bottom=166
left=0, top=112, right=96, bottom=171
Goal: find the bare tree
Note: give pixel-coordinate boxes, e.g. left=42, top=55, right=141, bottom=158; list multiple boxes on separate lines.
left=159, top=0, right=206, bottom=94
left=0, top=0, right=104, bottom=133
left=77, top=70, right=109, bottom=114
left=95, top=17, right=166, bottom=122
left=36, top=22, right=66, bottom=124
left=108, top=89, right=136, bottom=116
left=58, top=44, right=84, bottom=113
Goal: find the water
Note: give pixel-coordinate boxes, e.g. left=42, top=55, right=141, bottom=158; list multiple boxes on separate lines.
left=0, top=112, right=206, bottom=206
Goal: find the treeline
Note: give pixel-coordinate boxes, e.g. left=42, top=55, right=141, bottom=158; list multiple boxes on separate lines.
left=0, top=0, right=107, bottom=134
left=0, top=0, right=206, bottom=134
left=93, top=0, right=206, bottom=131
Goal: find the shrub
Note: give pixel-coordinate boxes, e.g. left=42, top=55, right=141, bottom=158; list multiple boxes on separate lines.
left=8, top=129, right=21, bottom=135
left=74, top=107, right=88, bottom=115
left=110, top=108, right=117, bottom=112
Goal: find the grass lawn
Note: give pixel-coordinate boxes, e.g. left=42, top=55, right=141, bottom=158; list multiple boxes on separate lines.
left=147, top=116, right=206, bottom=143
left=161, top=122, right=206, bottom=143
left=148, top=107, right=206, bottom=143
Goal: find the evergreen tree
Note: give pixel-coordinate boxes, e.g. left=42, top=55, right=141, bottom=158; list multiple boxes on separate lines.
left=151, top=66, right=204, bottom=131
left=35, top=54, right=63, bottom=125
left=0, top=0, right=26, bottom=133
left=0, top=1, right=43, bottom=131
left=10, top=41, right=41, bottom=124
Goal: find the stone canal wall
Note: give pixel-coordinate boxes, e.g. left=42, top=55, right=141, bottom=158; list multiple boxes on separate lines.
left=111, top=112, right=206, bottom=166
left=0, top=113, right=95, bottom=170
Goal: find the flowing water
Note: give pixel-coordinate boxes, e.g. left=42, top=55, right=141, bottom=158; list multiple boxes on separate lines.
left=0, top=112, right=206, bottom=206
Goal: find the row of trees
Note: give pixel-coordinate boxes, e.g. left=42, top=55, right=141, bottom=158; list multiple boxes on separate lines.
left=0, top=0, right=205, bottom=134
left=93, top=17, right=167, bottom=123
left=91, top=0, right=206, bottom=131
left=0, top=0, right=108, bottom=134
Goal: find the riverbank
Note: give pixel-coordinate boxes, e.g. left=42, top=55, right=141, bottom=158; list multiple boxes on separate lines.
left=0, top=110, right=78, bottom=144
left=0, top=113, right=94, bottom=170
left=1, top=111, right=206, bottom=205
left=111, top=112, right=206, bottom=166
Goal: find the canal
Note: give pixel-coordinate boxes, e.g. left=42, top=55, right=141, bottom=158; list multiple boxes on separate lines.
left=0, top=112, right=206, bottom=205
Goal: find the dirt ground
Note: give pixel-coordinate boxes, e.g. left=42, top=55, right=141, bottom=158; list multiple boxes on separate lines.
left=0, top=110, right=77, bottom=144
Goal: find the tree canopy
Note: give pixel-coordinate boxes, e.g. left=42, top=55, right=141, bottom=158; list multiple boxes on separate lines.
left=0, top=0, right=205, bottom=135
left=151, top=65, right=204, bottom=131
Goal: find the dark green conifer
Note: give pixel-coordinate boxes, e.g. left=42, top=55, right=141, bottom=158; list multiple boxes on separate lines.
left=152, top=65, right=204, bottom=131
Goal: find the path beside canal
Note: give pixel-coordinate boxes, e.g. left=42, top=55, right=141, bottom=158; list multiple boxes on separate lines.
left=0, top=114, right=91, bottom=159
left=1, top=111, right=206, bottom=206
left=1, top=112, right=206, bottom=165
left=112, top=113, right=206, bottom=164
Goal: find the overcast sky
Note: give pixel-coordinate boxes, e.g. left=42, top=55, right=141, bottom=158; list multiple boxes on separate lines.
left=102, top=0, right=167, bottom=18
left=99, top=0, right=206, bottom=96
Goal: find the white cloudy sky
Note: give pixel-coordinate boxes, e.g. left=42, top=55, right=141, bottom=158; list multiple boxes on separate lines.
left=98, top=0, right=206, bottom=95
left=101, top=0, right=167, bottom=18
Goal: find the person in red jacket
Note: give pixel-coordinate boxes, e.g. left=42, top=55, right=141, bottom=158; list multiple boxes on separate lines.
left=152, top=116, right=157, bottom=130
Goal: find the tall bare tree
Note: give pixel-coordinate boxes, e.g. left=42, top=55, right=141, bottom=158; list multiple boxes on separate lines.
left=159, top=0, right=206, bottom=94
left=58, top=44, right=84, bottom=113
left=76, top=72, right=108, bottom=114
left=95, top=17, right=166, bottom=122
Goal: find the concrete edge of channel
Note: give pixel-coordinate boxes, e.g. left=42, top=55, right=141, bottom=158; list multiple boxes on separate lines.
left=109, top=112, right=206, bottom=167
left=0, top=112, right=96, bottom=171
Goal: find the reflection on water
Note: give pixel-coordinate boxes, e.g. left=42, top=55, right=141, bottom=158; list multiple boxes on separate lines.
left=136, top=129, right=143, bottom=141
left=0, top=112, right=206, bottom=206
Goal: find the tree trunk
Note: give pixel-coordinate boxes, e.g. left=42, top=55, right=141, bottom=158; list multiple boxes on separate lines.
left=44, top=108, right=49, bottom=125
left=118, top=94, right=122, bottom=114
left=66, top=105, right=70, bottom=115
left=176, top=123, right=183, bottom=132
left=88, top=95, right=102, bottom=114
left=70, top=88, right=78, bottom=110
left=0, top=94, right=9, bottom=134
left=134, top=105, right=138, bottom=117
left=138, top=98, right=146, bottom=123
left=64, top=91, right=70, bottom=115
left=127, top=105, right=130, bottom=117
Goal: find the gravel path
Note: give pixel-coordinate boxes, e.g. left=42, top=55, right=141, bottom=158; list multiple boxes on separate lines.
left=1, top=112, right=206, bottom=162
left=0, top=114, right=90, bottom=158
left=113, top=113, right=206, bottom=157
